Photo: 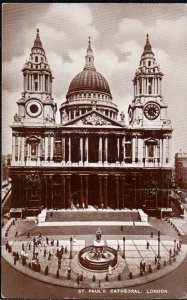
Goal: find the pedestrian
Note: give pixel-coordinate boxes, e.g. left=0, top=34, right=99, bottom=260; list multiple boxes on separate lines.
left=46, top=237, right=49, bottom=245
left=148, top=263, right=152, bottom=273
left=143, top=261, right=146, bottom=272
left=146, top=241, right=150, bottom=249
left=45, top=265, right=49, bottom=276
left=48, top=251, right=51, bottom=261
left=22, top=243, right=24, bottom=251
left=61, top=246, right=64, bottom=254
left=5, top=241, right=9, bottom=250
left=57, top=240, right=59, bottom=247
left=169, top=248, right=172, bottom=257
left=65, top=246, right=67, bottom=254
left=80, top=271, right=83, bottom=281
left=151, top=231, right=153, bottom=238
left=157, top=260, right=161, bottom=270
left=15, top=231, right=18, bottom=238
left=67, top=268, right=71, bottom=280
left=117, top=242, right=120, bottom=251
left=33, top=237, right=36, bottom=244
left=77, top=274, right=80, bottom=285
left=140, top=260, right=143, bottom=270
left=58, top=259, right=61, bottom=269
left=44, top=248, right=47, bottom=257
left=14, top=256, right=17, bottom=265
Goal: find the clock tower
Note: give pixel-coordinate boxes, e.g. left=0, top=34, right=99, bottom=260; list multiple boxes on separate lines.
left=15, top=29, right=57, bottom=125
left=128, top=34, right=171, bottom=129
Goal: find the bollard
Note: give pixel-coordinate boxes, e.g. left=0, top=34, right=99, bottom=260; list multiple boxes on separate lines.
left=93, top=274, right=96, bottom=282
left=105, top=274, right=109, bottom=282
left=129, top=272, right=133, bottom=279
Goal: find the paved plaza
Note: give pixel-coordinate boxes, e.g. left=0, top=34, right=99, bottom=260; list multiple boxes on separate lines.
left=2, top=217, right=187, bottom=289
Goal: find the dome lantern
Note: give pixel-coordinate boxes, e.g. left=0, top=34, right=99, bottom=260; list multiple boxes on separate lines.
left=85, top=36, right=95, bottom=70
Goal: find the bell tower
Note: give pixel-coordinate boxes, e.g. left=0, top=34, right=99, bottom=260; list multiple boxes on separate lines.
left=14, top=29, right=57, bottom=125
left=128, top=34, right=171, bottom=129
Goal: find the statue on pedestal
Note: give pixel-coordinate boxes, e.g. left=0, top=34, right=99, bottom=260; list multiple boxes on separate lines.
left=96, top=228, right=102, bottom=242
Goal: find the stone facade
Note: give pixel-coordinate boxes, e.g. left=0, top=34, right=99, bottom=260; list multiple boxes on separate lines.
left=9, top=30, right=173, bottom=216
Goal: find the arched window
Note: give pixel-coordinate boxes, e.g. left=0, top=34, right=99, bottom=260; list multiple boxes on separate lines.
left=35, top=56, right=38, bottom=63
left=148, top=60, right=151, bottom=66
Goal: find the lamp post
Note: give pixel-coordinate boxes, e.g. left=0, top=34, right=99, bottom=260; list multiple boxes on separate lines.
left=69, top=236, right=73, bottom=259
left=122, top=236, right=126, bottom=259
left=157, top=231, right=161, bottom=259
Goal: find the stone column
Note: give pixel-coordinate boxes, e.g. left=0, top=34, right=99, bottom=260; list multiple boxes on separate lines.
left=37, top=143, right=40, bottom=164
left=45, top=135, right=48, bottom=161
left=163, top=137, right=167, bottom=165
left=18, top=136, right=21, bottom=162
left=85, top=137, right=89, bottom=165
left=135, top=135, right=138, bottom=162
left=132, top=136, right=136, bottom=163
left=121, top=137, right=125, bottom=165
left=50, top=135, right=54, bottom=161
left=67, top=175, right=71, bottom=208
left=85, top=176, right=88, bottom=208
left=61, top=137, right=65, bottom=165
left=143, top=139, right=146, bottom=164
left=157, top=142, right=160, bottom=166
left=115, top=176, right=119, bottom=209
left=116, top=137, right=120, bottom=164
left=103, top=176, right=108, bottom=209
left=79, top=137, right=83, bottom=166
left=80, top=176, right=84, bottom=208
left=12, top=135, right=16, bottom=164
left=166, top=135, right=169, bottom=163
left=104, top=136, right=108, bottom=164
left=98, top=176, right=103, bottom=209
left=21, top=136, right=25, bottom=164
left=61, top=175, right=66, bottom=209
left=68, top=137, right=71, bottom=164
left=99, top=136, right=102, bottom=164
left=121, top=177, right=125, bottom=209
left=138, top=138, right=143, bottom=164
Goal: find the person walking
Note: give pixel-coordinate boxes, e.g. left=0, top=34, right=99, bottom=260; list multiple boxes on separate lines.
left=77, top=274, right=80, bottom=285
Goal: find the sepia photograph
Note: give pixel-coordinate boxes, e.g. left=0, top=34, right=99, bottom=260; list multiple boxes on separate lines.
left=2, top=3, right=187, bottom=299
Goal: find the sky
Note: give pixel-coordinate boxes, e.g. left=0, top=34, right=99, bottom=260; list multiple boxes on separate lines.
left=2, top=3, right=187, bottom=164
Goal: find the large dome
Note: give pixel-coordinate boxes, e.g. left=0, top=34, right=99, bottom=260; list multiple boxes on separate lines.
left=67, top=68, right=111, bottom=97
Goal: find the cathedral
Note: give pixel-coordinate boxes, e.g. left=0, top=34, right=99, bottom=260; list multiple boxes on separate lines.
left=9, top=30, right=173, bottom=217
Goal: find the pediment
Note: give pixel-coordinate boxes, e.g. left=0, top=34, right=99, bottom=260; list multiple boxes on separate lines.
left=64, top=110, right=124, bottom=128
left=145, top=137, right=158, bottom=144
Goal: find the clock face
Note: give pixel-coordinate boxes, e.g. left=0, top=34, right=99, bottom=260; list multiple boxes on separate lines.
left=26, top=100, right=42, bottom=118
left=144, top=102, right=160, bottom=120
